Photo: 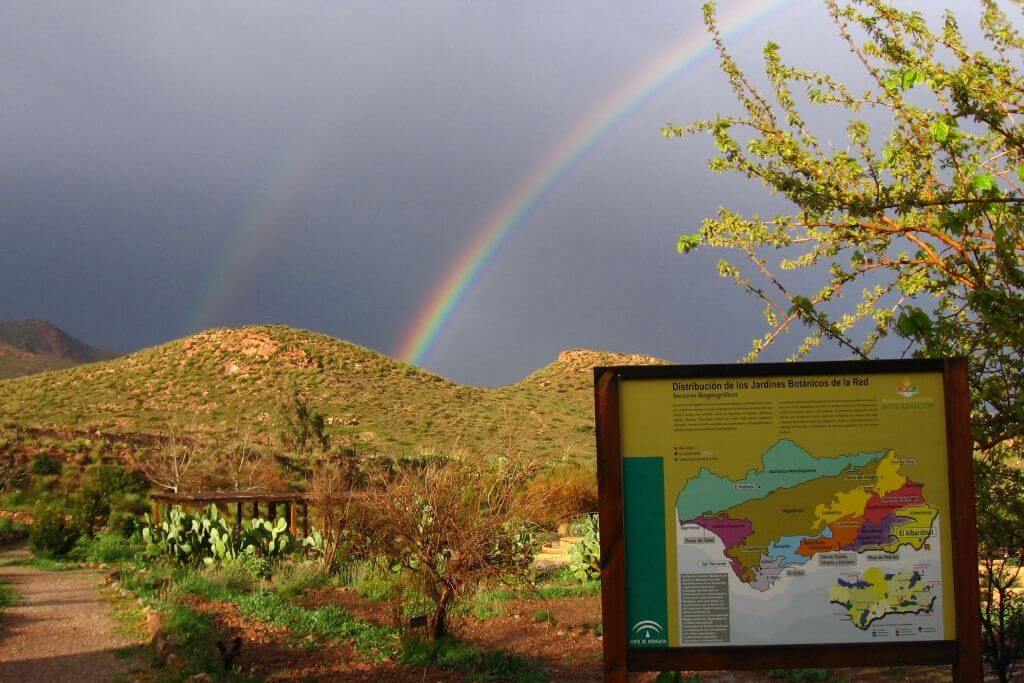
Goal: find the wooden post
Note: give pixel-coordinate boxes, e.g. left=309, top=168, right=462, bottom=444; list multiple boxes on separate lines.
left=303, top=501, right=309, bottom=535
left=944, top=358, right=983, bottom=683
left=253, top=501, right=260, bottom=519
left=236, top=501, right=243, bottom=526
left=269, top=501, right=277, bottom=521
left=595, top=368, right=628, bottom=683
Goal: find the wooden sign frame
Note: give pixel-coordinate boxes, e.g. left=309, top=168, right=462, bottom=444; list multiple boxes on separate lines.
left=594, top=358, right=981, bottom=682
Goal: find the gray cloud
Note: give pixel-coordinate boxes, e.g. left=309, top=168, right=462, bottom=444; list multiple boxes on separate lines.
left=0, top=1, right=984, bottom=385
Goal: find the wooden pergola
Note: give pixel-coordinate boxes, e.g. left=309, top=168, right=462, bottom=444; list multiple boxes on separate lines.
left=150, top=491, right=310, bottom=534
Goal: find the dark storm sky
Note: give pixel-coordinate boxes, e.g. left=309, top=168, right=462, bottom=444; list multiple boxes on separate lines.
left=0, top=1, right=981, bottom=385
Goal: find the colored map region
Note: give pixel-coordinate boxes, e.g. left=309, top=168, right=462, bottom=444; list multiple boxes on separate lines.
left=676, top=440, right=937, bottom=591
left=829, top=568, right=936, bottom=629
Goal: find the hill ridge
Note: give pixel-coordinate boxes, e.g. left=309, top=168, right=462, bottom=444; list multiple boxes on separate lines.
left=0, top=324, right=668, bottom=459
left=0, top=319, right=119, bottom=379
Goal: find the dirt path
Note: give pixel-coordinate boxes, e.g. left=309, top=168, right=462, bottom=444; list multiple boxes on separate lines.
left=0, top=545, right=143, bottom=682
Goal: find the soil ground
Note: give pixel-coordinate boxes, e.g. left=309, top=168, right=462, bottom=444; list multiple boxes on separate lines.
left=0, top=549, right=969, bottom=682
left=278, top=586, right=958, bottom=682
left=0, top=544, right=145, bottom=683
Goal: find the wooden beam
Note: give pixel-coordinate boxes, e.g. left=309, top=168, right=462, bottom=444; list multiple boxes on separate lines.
left=594, top=367, right=627, bottom=683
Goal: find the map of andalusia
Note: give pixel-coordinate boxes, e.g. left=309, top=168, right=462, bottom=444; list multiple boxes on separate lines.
left=676, top=440, right=938, bottom=593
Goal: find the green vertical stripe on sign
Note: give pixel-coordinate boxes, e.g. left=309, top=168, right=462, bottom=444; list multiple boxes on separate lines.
left=623, top=456, right=669, bottom=648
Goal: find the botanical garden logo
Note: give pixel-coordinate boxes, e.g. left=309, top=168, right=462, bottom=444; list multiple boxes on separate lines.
left=631, top=619, right=667, bottom=646
left=896, top=377, right=919, bottom=398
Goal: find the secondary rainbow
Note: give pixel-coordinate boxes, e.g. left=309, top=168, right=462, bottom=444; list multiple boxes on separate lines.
left=396, top=0, right=798, bottom=365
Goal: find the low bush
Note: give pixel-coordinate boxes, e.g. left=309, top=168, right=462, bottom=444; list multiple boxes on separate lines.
left=31, top=454, right=63, bottom=476
left=75, top=464, right=148, bottom=535
left=69, top=532, right=140, bottom=564
left=338, top=558, right=400, bottom=601
left=273, top=561, right=329, bottom=598
left=106, top=493, right=150, bottom=539
left=0, top=518, right=29, bottom=545
left=567, top=514, right=601, bottom=582
left=525, top=463, right=597, bottom=525
left=29, top=499, right=81, bottom=557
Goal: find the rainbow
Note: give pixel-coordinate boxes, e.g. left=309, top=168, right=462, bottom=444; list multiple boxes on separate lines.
left=395, top=0, right=798, bottom=365
left=186, top=114, right=338, bottom=333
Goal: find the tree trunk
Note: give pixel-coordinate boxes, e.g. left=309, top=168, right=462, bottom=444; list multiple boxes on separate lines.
left=429, top=584, right=455, bottom=641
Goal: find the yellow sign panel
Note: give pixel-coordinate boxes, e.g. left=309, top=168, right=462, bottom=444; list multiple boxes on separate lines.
left=619, top=370, right=953, bottom=647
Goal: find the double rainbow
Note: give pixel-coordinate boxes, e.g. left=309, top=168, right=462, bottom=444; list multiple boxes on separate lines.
left=395, top=0, right=798, bottom=365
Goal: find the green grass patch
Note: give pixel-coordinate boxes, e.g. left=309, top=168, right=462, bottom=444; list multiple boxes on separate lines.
left=768, top=669, right=834, bottom=682
left=535, top=580, right=600, bottom=599
left=0, top=581, right=18, bottom=613
left=172, top=574, right=400, bottom=662
left=401, top=636, right=547, bottom=682
left=231, top=590, right=400, bottom=660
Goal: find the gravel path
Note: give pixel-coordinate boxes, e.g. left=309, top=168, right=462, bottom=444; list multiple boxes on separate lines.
left=0, top=545, right=143, bottom=682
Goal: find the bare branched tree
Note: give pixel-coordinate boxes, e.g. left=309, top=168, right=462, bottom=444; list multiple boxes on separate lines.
left=219, top=428, right=275, bottom=492
left=306, top=449, right=362, bottom=568
left=129, top=421, right=202, bottom=493
left=356, top=447, right=544, bottom=640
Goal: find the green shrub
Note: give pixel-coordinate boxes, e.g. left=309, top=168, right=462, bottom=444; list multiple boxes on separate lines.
left=29, top=500, right=82, bottom=557
left=75, top=465, right=148, bottom=535
left=106, top=493, right=150, bottom=538
left=274, top=561, right=329, bottom=597
left=567, top=514, right=601, bottom=582
left=0, top=518, right=30, bottom=545
left=69, top=532, right=139, bottom=564
left=31, top=454, right=63, bottom=476
left=213, top=557, right=260, bottom=591
left=338, top=558, right=399, bottom=601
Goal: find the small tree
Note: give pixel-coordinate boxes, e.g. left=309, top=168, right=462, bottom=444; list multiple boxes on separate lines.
left=306, top=449, right=362, bottom=569
left=277, top=388, right=329, bottom=454
left=356, top=452, right=542, bottom=640
left=665, top=0, right=1024, bottom=447
left=216, top=429, right=279, bottom=493
left=130, top=423, right=203, bottom=493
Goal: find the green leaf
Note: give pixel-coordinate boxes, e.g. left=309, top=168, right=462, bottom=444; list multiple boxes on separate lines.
left=929, top=120, right=950, bottom=142
left=911, top=308, right=932, bottom=332
left=972, top=173, right=996, bottom=193
left=787, top=296, right=813, bottom=318
left=896, top=313, right=915, bottom=337
left=896, top=308, right=932, bottom=338
left=900, top=69, right=921, bottom=90
left=677, top=233, right=701, bottom=254
left=1017, top=163, right=1024, bottom=183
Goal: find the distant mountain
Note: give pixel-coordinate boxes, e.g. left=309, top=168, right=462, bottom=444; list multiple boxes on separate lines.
left=0, top=319, right=119, bottom=379
left=0, top=325, right=667, bottom=460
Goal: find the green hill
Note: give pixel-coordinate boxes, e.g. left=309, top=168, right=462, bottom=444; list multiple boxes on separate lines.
left=0, top=319, right=119, bottom=379
left=0, top=325, right=668, bottom=460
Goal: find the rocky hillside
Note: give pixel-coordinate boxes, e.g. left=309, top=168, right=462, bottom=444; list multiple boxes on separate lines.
left=0, top=326, right=669, bottom=461
left=0, top=319, right=119, bottom=379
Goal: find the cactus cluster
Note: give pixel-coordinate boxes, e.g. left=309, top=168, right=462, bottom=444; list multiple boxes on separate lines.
left=142, top=504, right=318, bottom=567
